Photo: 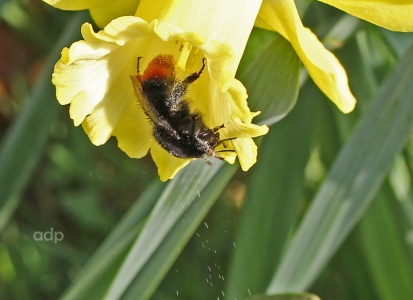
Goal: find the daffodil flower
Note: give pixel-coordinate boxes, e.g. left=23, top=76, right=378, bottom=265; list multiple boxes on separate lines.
left=51, top=0, right=268, bottom=181
left=257, top=0, right=413, bottom=113
left=44, top=0, right=413, bottom=116
left=257, top=0, right=356, bottom=113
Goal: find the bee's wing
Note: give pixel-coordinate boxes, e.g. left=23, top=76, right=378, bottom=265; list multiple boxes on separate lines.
left=130, top=75, right=165, bottom=126
left=130, top=75, right=181, bottom=140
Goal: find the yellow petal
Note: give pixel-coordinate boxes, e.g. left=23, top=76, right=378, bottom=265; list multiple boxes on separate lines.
left=257, top=0, right=356, bottom=113
left=232, top=138, right=258, bottom=171
left=53, top=44, right=110, bottom=124
left=53, top=18, right=157, bottom=147
left=42, top=0, right=140, bottom=28
left=90, top=0, right=140, bottom=28
left=137, top=0, right=263, bottom=87
left=182, top=62, right=269, bottom=168
left=112, top=100, right=152, bottom=158
left=319, top=0, right=413, bottom=32
left=42, top=0, right=110, bottom=10
left=150, top=143, right=192, bottom=182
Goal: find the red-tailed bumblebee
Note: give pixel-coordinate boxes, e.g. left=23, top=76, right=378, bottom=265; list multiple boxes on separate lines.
left=130, top=54, right=233, bottom=161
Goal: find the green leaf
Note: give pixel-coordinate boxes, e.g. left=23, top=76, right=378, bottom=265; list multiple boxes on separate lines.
left=359, top=186, right=413, bottom=300
left=251, top=292, right=320, bottom=300
left=61, top=181, right=164, bottom=300
left=121, top=163, right=238, bottom=299
left=61, top=162, right=236, bottom=300
left=266, top=42, right=413, bottom=293
left=239, top=32, right=301, bottom=125
left=102, top=160, right=236, bottom=299
left=389, top=155, right=413, bottom=228
left=0, top=12, right=89, bottom=234
left=225, top=84, right=319, bottom=298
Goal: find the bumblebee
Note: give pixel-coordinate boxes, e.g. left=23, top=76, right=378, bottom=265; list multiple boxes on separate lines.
left=130, top=54, right=233, bottom=160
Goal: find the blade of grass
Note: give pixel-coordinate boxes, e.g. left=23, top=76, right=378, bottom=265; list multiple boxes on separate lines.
left=103, top=159, right=229, bottom=299
left=251, top=293, right=320, bottom=300
left=389, top=155, right=413, bottom=229
left=122, top=163, right=238, bottom=299
left=0, top=12, right=89, bottom=234
left=266, top=42, right=413, bottom=293
left=359, top=186, right=413, bottom=300
left=61, top=161, right=236, bottom=300
left=239, top=33, right=301, bottom=125
left=61, top=180, right=164, bottom=300
left=225, top=83, right=318, bottom=298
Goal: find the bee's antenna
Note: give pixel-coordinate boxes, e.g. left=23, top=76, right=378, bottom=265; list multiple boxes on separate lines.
left=183, top=57, right=207, bottom=85
left=198, top=58, right=206, bottom=76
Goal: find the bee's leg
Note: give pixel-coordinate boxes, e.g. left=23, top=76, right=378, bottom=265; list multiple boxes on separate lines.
left=212, top=124, right=237, bottom=148
left=217, top=137, right=237, bottom=148
left=212, top=123, right=225, bottom=133
left=216, top=149, right=236, bottom=154
left=183, top=58, right=207, bottom=85
left=202, top=156, right=214, bottom=165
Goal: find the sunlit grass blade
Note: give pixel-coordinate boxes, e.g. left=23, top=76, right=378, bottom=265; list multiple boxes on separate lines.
left=61, top=160, right=236, bottom=300
left=103, top=160, right=231, bottom=299
left=121, top=163, right=238, bottom=299
left=266, top=42, right=413, bottom=293
left=0, top=12, right=89, bottom=234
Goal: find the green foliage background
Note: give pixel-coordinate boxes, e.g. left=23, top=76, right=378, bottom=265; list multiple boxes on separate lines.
left=1, top=0, right=413, bottom=299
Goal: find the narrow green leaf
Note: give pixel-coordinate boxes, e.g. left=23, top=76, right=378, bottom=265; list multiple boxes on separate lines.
left=238, top=27, right=279, bottom=75
left=225, top=86, right=319, bottom=298
left=379, top=29, right=413, bottom=59
left=61, top=159, right=236, bottom=300
left=266, top=42, right=413, bottom=293
left=359, top=187, right=413, bottom=300
left=323, top=15, right=360, bottom=51
left=61, top=181, right=164, bottom=300
left=311, top=228, right=379, bottom=299
left=122, top=163, right=238, bottom=300
left=0, top=12, right=89, bottom=234
left=389, top=155, right=413, bottom=228
left=239, top=33, right=301, bottom=125
left=251, top=292, right=320, bottom=300
left=104, top=160, right=228, bottom=299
